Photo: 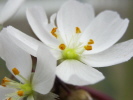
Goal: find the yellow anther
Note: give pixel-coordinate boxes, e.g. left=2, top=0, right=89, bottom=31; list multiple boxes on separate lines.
left=88, top=39, right=94, bottom=44
left=51, top=27, right=57, bottom=33
left=76, top=27, right=81, bottom=34
left=59, top=44, right=66, bottom=50
left=6, top=97, right=12, bottom=100
left=84, top=45, right=92, bottom=50
left=12, top=68, right=20, bottom=75
left=17, top=90, right=24, bottom=96
left=2, top=77, right=10, bottom=83
left=51, top=27, right=58, bottom=38
left=52, top=33, right=58, bottom=38
left=1, top=84, right=6, bottom=87
left=1, top=77, right=10, bottom=87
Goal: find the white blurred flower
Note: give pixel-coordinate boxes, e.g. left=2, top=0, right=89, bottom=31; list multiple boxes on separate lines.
left=0, top=0, right=26, bottom=62
left=0, top=29, right=56, bottom=100
left=5, top=0, right=133, bottom=86
left=0, top=0, right=26, bottom=25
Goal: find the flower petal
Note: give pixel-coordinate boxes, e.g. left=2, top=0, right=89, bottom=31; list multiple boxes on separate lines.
left=26, top=6, right=59, bottom=47
left=50, top=13, right=56, bottom=27
left=0, top=86, right=15, bottom=100
left=6, top=26, right=42, bottom=57
left=0, top=0, right=25, bottom=24
left=50, top=49, right=62, bottom=60
left=0, top=28, right=32, bottom=83
left=0, top=41, right=4, bottom=60
left=32, top=45, right=56, bottom=94
left=56, top=60, right=104, bottom=86
left=80, top=10, right=129, bottom=54
left=57, top=0, right=94, bottom=43
left=27, top=95, right=34, bottom=100
left=81, top=39, right=133, bottom=67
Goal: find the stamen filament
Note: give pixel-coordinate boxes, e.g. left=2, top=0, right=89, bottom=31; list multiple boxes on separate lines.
left=18, top=74, right=29, bottom=83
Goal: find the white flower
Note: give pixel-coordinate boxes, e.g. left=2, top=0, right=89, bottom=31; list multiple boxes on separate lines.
left=0, top=0, right=26, bottom=25
left=5, top=0, right=133, bottom=86
left=0, top=0, right=26, bottom=59
left=0, top=28, right=56, bottom=100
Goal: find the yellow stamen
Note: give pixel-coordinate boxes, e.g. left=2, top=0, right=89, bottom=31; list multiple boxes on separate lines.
left=76, top=27, right=81, bottom=34
left=17, top=90, right=24, bottom=96
left=12, top=68, right=20, bottom=75
left=6, top=97, right=12, bottom=100
left=1, top=84, right=6, bottom=87
left=1, top=77, right=10, bottom=87
left=51, top=27, right=58, bottom=38
left=84, top=45, right=92, bottom=50
left=88, top=39, right=94, bottom=44
left=2, top=77, right=10, bottom=83
left=59, top=44, right=66, bottom=50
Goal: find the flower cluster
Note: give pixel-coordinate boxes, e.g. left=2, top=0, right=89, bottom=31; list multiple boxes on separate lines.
left=0, top=0, right=133, bottom=100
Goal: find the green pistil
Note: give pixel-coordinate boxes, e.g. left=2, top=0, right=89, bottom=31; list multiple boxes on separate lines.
left=20, top=83, right=33, bottom=95
left=62, top=48, right=79, bottom=60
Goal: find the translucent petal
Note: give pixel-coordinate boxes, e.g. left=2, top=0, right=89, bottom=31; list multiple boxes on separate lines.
left=57, top=0, right=94, bottom=43
left=32, top=45, right=56, bottom=94
left=80, top=11, right=129, bottom=54
left=56, top=60, right=104, bottom=86
left=81, top=39, right=133, bottom=67
left=1, top=28, right=32, bottom=83
left=0, top=0, right=25, bottom=24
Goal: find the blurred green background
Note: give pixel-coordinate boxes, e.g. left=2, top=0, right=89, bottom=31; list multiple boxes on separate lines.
left=0, top=0, right=133, bottom=100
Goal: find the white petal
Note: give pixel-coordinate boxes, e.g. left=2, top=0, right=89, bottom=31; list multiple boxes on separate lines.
left=0, top=86, right=15, bottom=100
left=27, top=95, right=34, bottom=100
left=80, top=11, right=129, bottom=54
left=0, top=28, right=32, bottom=83
left=56, top=60, right=104, bottom=86
left=0, top=0, right=25, bottom=24
left=0, top=40, right=4, bottom=60
left=44, top=13, right=57, bottom=36
left=50, top=49, right=62, bottom=60
left=6, top=26, right=42, bottom=57
left=81, top=39, right=133, bottom=67
left=32, top=45, right=56, bottom=94
left=57, top=0, right=94, bottom=43
left=26, top=6, right=59, bottom=47
left=50, top=13, right=57, bottom=27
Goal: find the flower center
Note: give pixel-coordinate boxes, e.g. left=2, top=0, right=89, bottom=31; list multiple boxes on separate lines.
left=20, top=83, right=33, bottom=94
left=62, top=48, right=79, bottom=60
left=1, top=68, right=33, bottom=100
left=51, top=27, right=95, bottom=60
